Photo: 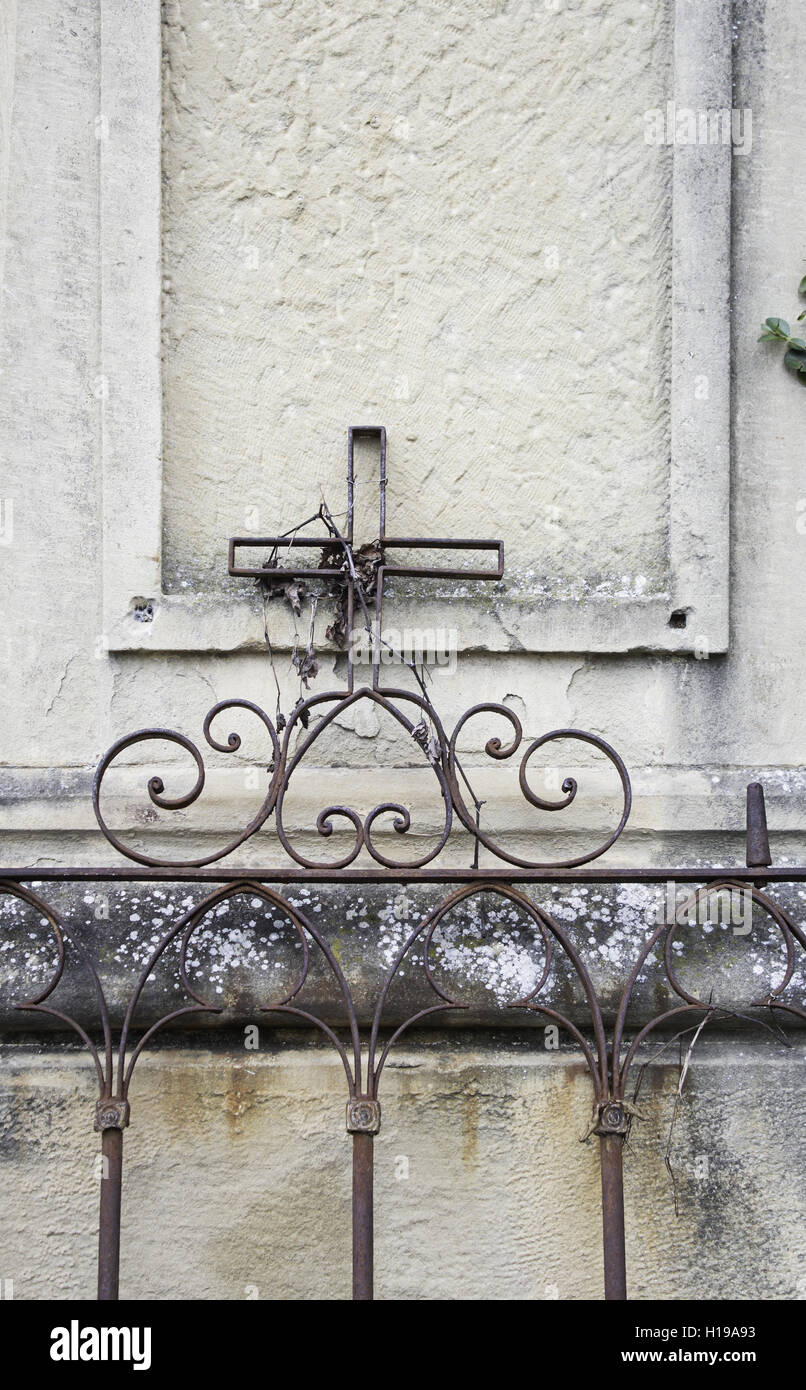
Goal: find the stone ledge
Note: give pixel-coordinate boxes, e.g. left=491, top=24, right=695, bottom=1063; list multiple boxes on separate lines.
left=1, top=880, right=804, bottom=1033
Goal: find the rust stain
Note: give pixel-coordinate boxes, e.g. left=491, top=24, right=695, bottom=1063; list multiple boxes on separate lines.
left=224, top=1065, right=259, bottom=1137
left=460, top=1083, right=480, bottom=1168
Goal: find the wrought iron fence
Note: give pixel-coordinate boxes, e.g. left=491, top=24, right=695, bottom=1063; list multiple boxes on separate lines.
left=2, top=428, right=804, bottom=1301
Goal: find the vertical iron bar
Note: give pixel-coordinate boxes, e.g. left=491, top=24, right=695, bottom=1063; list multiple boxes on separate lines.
left=600, top=1134, right=627, bottom=1300
left=98, top=1127, right=123, bottom=1300
left=352, top=1132, right=374, bottom=1300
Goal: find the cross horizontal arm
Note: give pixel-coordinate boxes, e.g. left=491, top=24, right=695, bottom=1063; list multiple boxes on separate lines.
left=380, top=537, right=504, bottom=580
left=228, top=537, right=504, bottom=581
left=228, top=536, right=342, bottom=579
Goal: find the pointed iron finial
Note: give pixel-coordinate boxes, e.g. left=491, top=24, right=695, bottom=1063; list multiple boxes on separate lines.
left=746, top=782, right=772, bottom=869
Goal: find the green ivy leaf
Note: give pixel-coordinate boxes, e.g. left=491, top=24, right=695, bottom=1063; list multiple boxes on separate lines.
left=788, top=337, right=806, bottom=350
left=784, top=346, right=806, bottom=383
left=766, top=317, right=791, bottom=336
left=799, top=275, right=806, bottom=295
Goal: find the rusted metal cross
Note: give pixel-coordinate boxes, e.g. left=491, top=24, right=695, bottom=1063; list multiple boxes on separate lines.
left=228, top=425, right=503, bottom=691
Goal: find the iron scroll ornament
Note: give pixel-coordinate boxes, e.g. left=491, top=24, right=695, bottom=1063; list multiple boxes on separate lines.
left=93, top=426, right=631, bottom=872
left=91, top=690, right=632, bottom=872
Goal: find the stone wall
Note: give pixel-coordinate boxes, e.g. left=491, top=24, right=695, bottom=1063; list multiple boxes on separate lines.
left=2, top=0, right=806, bottom=1300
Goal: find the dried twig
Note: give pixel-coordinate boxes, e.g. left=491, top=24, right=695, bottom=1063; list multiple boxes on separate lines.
left=664, top=1006, right=713, bottom=1216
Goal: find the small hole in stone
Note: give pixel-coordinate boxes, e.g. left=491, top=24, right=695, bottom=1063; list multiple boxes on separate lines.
left=669, top=610, right=687, bottom=629
left=132, top=599, right=155, bottom=624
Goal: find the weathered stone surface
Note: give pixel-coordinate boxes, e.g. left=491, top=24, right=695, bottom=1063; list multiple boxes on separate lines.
left=0, top=1038, right=804, bottom=1300
left=2, top=880, right=805, bottom=1031
left=161, top=0, right=673, bottom=600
